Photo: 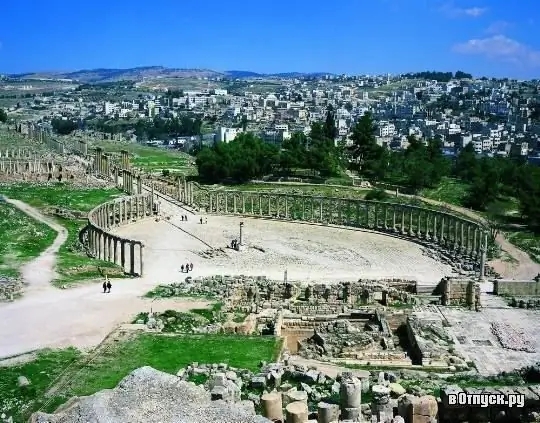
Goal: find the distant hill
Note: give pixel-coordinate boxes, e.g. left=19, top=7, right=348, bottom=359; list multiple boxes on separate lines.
left=8, top=66, right=334, bottom=83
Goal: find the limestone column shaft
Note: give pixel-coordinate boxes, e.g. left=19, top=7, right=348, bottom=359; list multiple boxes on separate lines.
left=130, top=242, right=136, bottom=275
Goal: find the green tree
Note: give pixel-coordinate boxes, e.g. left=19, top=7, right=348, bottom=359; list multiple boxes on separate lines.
left=349, top=112, right=386, bottom=180
left=455, top=142, right=479, bottom=182
left=517, top=166, right=540, bottom=232
left=280, top=133, right=307, bottom=174
left=0, top=108, right=7, bottom=123
left=51, top=118, right=78, bottom=135
left=324, top=109, right=337, bottom=140
left=465, top=159, right=501, bottom=210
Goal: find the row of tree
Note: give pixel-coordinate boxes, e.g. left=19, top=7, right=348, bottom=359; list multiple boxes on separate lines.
left=195, top=111, right=540, bottom=232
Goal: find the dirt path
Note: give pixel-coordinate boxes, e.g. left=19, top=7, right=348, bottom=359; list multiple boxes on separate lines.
left=6, top=198, right=68, bottom=292
left=404, top=195, right=540, bottom=280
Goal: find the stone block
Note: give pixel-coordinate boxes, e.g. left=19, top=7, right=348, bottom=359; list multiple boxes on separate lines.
left=251, top=376, right=266, bottom=389
left=410, top=395, right=438, bottom=423
left=210, top=386, right=228, bottom=401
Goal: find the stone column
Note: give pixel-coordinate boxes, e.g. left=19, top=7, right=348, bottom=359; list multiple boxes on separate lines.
left=401, top=208, right=405, bottom=234
left=129, top=242, right=136, bottom=275
left=107, top=236, right=112, bottom=261
left=97, top=231, right=102, bottom=260
left=259, top=195, right=262, bottom=216
left=139, top=243, right=144, bottom=276
left=440, top=217, right=445, bottom=242
left=317, top=402, right=339, bottom=423
left=319, top=199, right=323, bottom=222
left=432, top=215, right=438, bottom=242
left=365, top=203, right=370, bottom=228
left=479, top=231, right=488, bottom=281
left=113, top=238, right=118, bottom=264
left=261, top=392, right=283, bottom=422
left=268, top=195, right=271, bottom=216
left=285, top=402, right=308, bottom=423
left=417, top=210, right=422, bottom=237
left=371, top=385, right=392, bottom=422
left=408, top=208, right=414, bottom=236
left=340, top=373, right=362, bottom=420
left=384, top=205, right=389, bottom=230
left=233, top=194, right=237, bottom=214
left=392, top=205, right=397, bottom=231
left=120, top=240, right=126, bottom=270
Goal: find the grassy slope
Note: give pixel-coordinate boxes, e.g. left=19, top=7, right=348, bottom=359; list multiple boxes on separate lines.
left=0, top=183, right=125, bottom=284
left=0, top=202, right=57, bottom=278
left=2, top=335, right=281, bottom=421
left=94, top=141, right=197, bottom=175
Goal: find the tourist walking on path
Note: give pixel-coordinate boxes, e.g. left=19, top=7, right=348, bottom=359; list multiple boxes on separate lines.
left=106, top=280, right=112, bottom=293
left=185, top=262, right=190, bottom=272
left=181, top=264, right=185, bottom=273
left=102, top=280, right=107, bottom=293
left=189, top=263, right=193, bottom=271
left=200, top=217, right=203, bottom=224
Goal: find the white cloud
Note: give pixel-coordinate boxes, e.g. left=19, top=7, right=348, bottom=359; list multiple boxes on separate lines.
left=485, top=21, right=511, bottom=34
left=453, top=35, right=540, bottom=67
left=440, top=3, right=488, bottom=17
left=462, top=6, right=487, bottom=16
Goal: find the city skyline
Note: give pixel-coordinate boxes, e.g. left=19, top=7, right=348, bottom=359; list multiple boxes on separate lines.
left=0, top=0, right=539, bottom=79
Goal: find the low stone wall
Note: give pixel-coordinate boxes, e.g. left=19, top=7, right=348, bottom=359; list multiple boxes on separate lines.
left=440, top=384, right=540, bottom=422
left=85, top=194, right=155, bottom=276
left=196, top=189, right=489, bottom=279
left=494, top=279, right=540, bottom=296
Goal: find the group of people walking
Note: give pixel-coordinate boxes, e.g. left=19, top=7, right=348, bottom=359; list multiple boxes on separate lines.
left=180, top=215, right=189, bottom=221
left=181, top=262, right=194, bottom=273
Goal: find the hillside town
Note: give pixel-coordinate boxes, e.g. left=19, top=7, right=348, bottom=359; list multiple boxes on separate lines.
left=2, top=71, right=540, bottom=164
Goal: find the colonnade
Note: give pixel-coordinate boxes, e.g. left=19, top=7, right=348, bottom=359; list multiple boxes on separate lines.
left=86, top=194, right=156, bottom=276
left=0, top=159, right=59, bottom=174
left=146, top=177, right=194, bottom=205
left=74, top=139, right=88, bottom=156
left=121, top=150, right=130, bottom=169
left=0, top=148, right=32, bottom=158
left=93, top=147, right=111, bottom=176
left=203, top=191, right=489, bottom=279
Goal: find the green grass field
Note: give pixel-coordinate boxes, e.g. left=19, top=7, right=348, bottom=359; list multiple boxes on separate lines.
left=421, top=177, right=470, bottom=206
left=0, top=202, right=57, bottom=278
left=0, top=183, right=125, bottom=284
left=95, top=141, right=197, bottom=175
left=3, top=334, right=281, bottom=421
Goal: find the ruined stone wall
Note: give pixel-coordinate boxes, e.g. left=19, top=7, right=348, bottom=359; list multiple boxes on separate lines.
left=494, top=279, right=540, bottom=296
left=440, top=385, right=540, bottom=423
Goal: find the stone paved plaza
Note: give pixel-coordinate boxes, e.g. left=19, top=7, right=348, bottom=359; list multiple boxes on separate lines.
left=114, top=211, right=455, bottom=286
left=441, top=294, right=540, bottom=375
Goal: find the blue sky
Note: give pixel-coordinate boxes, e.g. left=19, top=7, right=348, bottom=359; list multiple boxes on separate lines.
left=0, top=0, right=539, bottom=79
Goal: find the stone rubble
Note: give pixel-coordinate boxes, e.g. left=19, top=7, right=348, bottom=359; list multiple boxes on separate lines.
left=491, top=321, right=536, bottom=353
